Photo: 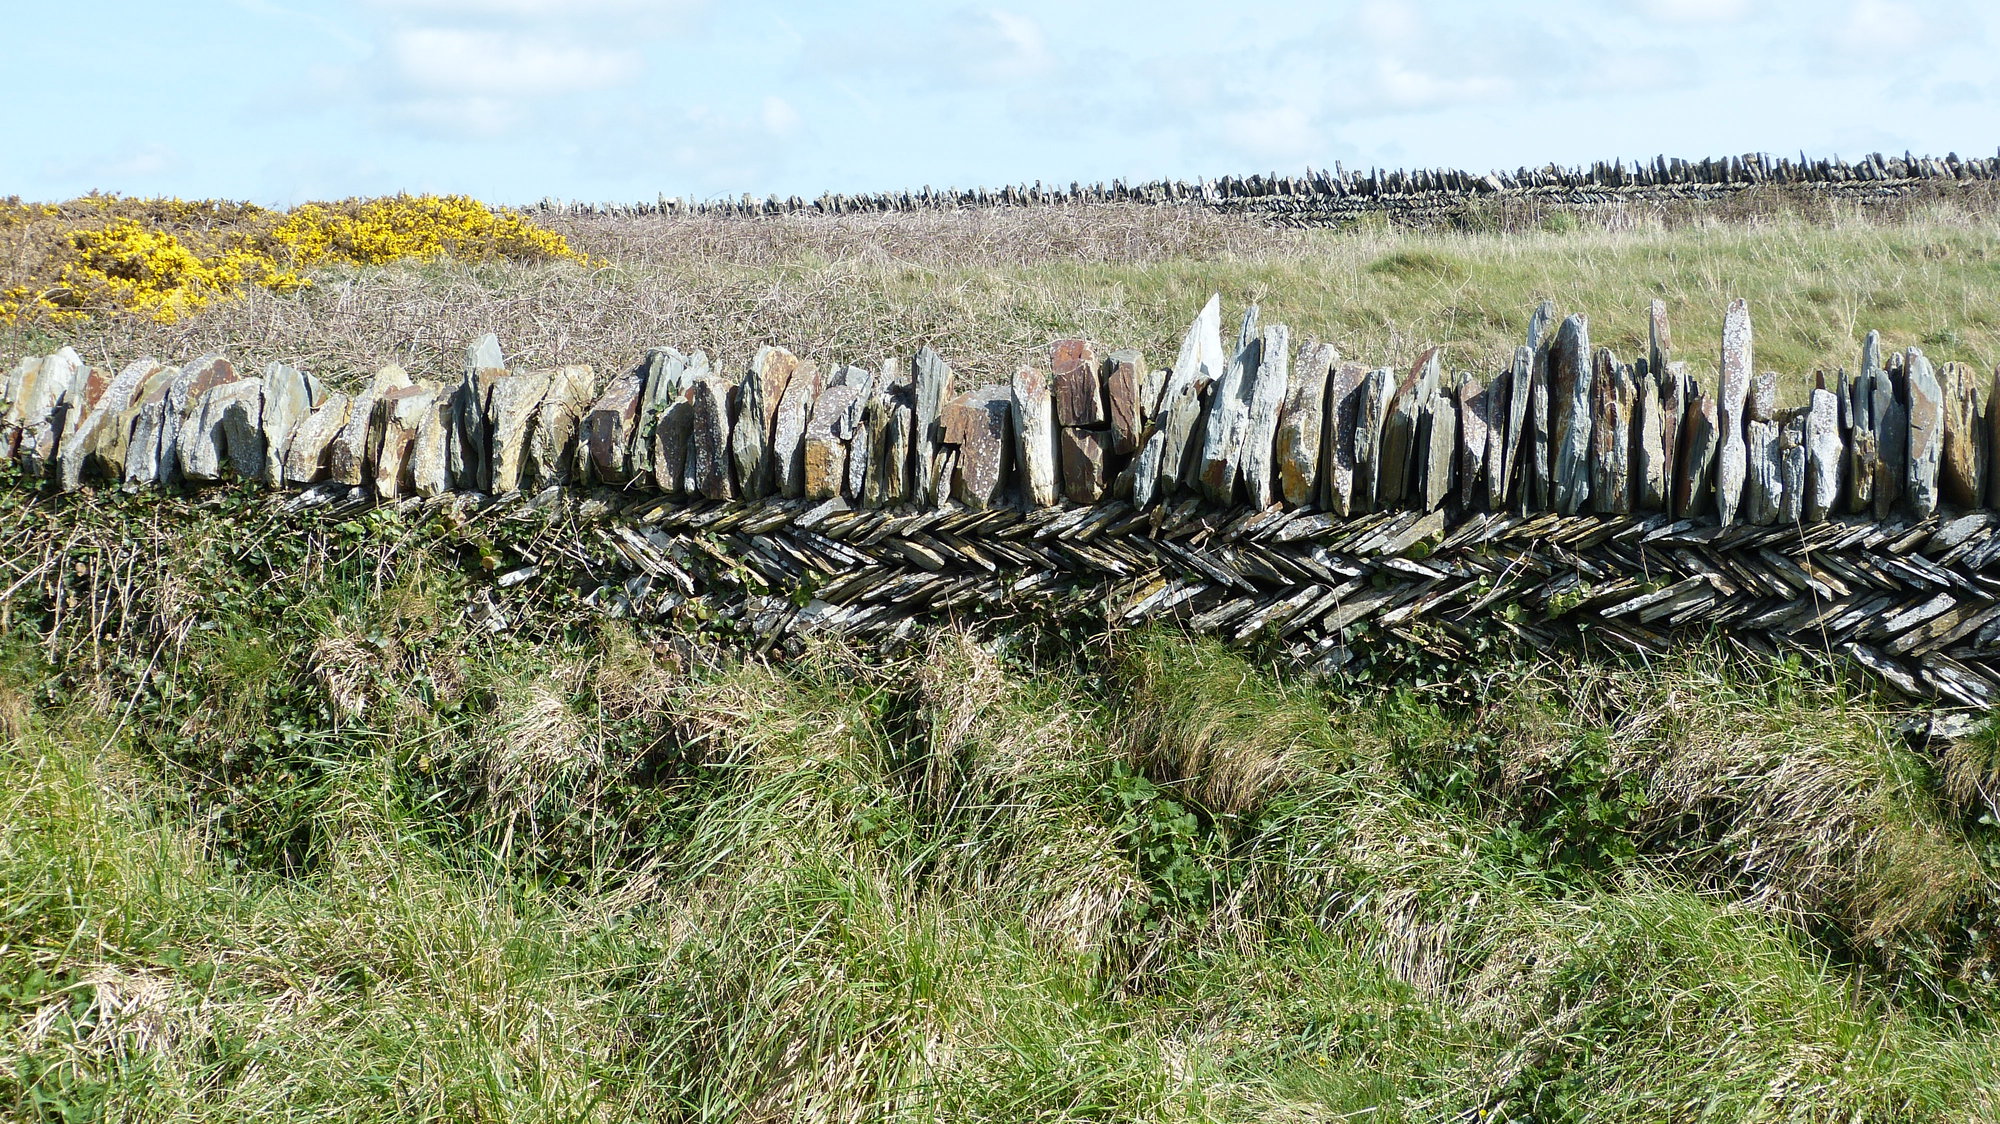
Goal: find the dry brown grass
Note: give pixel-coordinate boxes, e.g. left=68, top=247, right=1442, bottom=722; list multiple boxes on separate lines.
left=10, top=187, right=2000, bottom=402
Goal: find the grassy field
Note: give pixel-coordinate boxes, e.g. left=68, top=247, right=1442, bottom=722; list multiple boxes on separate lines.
left=6, top=189, right=2000, bottom=400
left=6, top=192, right=2000, bottom=1120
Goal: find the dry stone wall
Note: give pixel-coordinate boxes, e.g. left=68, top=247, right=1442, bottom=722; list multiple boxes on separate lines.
left=8, top=293, right=2000, bottom=705
left=530, top=149, right=2000, bottom=226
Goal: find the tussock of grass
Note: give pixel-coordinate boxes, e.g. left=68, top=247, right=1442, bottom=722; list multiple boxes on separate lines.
left=8, top=497, right=2000, bottom=1119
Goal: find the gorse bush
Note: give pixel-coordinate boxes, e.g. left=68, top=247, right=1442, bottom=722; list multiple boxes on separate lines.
left=0, top=194, right=595, bottom=326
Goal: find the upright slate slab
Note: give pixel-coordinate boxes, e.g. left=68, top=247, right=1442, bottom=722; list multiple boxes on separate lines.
left=1013, top=366, right=1060, bottom=508
left=1714, top=299, right=1753, bottom=524
left=1351, top=367, right=1398, bottom=513
left=1154, top=295, right=1226, bottom=499
left=1940, top=361, right=1984, bottom=509
left=57, top=357, right=159, bottom=491
left=1275, top=341, right=1333, bottom=507
left=1805, top=388, right=1842, bottom=521
left=1905, top=348, right=1943, bottom=518
left=941, top=386, right=1012, bottom=510
left=1673, top=385, right=1719, bottom=518
left=487, top=371, right=555, bottom=495
left=803, top=384, right=860, bottom=501
left=1059, top=427, right=1109, bottom=505
left=689, top=375, right=736, bottom=501
left=912, top=347, right=953, bottom=503
left=1549, top=316, right=1592, bottom=514
left=1051, top=340, right=1104, bottom=428
left=283, top=393, right=350, bottom=486
left=376, top=383, right=438, bottom=499
left=1524, top=332, right=1555, bottom=512
left=1456, top=373, right=1489, bottom=510
left=1743, top=418, right=1781, bottom=525
left=526, top=365, right=596, bottom=490
left=1633, top=371, right=1667, bottom=511
left=1321, top=360, right=1368, bottom=516
left=257, top=363, right=324, bottom=487
left=1779, top=409, right=1808, bottom=524
left=1648, top=299, right=1671, bottom=387
left=731, top=359, right=773, bottom=500
left=1237, top=324, right=1291, bottom=508
left=584, top=368, right=646, bottom=486
left=93, top=361, right=175, bottom=483
left=1103, top=347, right=1147, bottom=457
left=769, top=357, right=823, bottom=499
left=1196, top=310, right=1262, bottom=503
left=1871, top=335, right=1906, bottom=519
left=1416, top=385, right=1457, bottom=512
left=452, top=334, right=505, bottom=492
left=1589, top=360, right=1632, bottom=515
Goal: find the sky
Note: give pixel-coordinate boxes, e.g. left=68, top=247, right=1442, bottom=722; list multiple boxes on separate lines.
left=7, top=0, right=1998, bottom=207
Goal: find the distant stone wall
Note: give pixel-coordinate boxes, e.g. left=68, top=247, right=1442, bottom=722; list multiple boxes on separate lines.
left=527, top=149, right=2000, bottom=226
left=6, top=293, right=2000, bottom=704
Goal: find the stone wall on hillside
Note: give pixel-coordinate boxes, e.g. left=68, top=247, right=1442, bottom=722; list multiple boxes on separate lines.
left=526, top=149, right=2000, bottom=226
left=7, top=293, right=2000, bottom=705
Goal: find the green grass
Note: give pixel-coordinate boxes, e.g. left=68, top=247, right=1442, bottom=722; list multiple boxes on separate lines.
left=6, top=488, right=2000, bottom=1120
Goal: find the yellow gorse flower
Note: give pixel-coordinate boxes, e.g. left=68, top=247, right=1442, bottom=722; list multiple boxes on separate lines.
left=0, top=193, right=595, bottom=326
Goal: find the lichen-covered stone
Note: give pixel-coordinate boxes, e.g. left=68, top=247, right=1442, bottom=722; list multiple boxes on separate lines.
left=910, top=348, right=954, bottom=505
left=1673, top=384, right=1717, bottom=519
left=583, top=369, right=645, bottom=486
left=942, top=386, right=1012, bottom=510
left=1633, top=372, right=1667, bottom=511
left=1155, top=294, right=1225, bottom=497
left=1939, top=361, right=1983, bottom=509
left=1051, top=339, right=1104, bottom=428
left=1275, top=341, right=1334, bottom=507
left=689, top=375, right=736, bottom=501
left=804, top=384, right=860, bottom=501
left=1351, top=367, right=1397, bottom=513
left=1237, top=324, right=1291, bottom=508
left=1806, top=389, right=1842, bottom=521
left=1550, top=318, right=1592, bottom=515
left=1715, top=299, right=1752, bottom=524
left=1905, top=348, right=1943, bottom=517
left=487, top=370, right=554, bottom=495
left=375, top=383, right=438, bottom=499
left=58, top=357, right=160, bottom=491
left=284, top=393, right=351, bottom=486
left=1456, top=373, right=1488, bottom=510
left=1589, top=360, right=1632, bottom=515
left=526, top=366, right=595, bottom=490
left=1013, top=366, right=1060, bottom=507
left=774, top=359, right=825, bottom=498
left=1322, top=360, right=1369, bottom=515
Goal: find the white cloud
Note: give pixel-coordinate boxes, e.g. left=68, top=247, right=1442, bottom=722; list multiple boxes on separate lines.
left=761, top=95, right=801, bottom=137
left=952, top=9, right=1052, bottom=83
left=390, top=27, right=639, bottom=95
left=1834, top=0, right=1928, bottom=51
left=1633, top=0, right=1751, bottom=22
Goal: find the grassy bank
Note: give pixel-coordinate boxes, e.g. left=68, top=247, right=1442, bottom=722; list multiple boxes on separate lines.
left=5, top=191, right=2000, bottom=399
left=3, top=491, right=2000, bottom=1120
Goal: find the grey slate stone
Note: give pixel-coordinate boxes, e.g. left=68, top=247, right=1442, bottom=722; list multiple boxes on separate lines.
left=1417, top=386, right=1456, bottom=512
left=1275, top=341, right=1333, bottom=507
left=1012, top=366, right=1060, bottom=507
left=1744, top=418, right=1782, bottom=525
left=1059, top=427, right=1109, bottom=505
left=941, top=386, right=1012, bottom=510
left=803, top=384, right=860, bottom=501
left=526, top=365, right=595, bottom=490
left=1940, top=362, right=1984, bottom=509
left=583, top=368, right=645, bottom=486
left=689, top=375, right=736, bottom=501
left=1806, top=389, right=1842, bottom=522
left=1351, top=367, right=1397, bottom=513
left=487, top=370, right=554, bottom=495
left=1872, top=337, right=1905, bottom=519
left=283, top=393, right=350, bottom=486
left=1673, top=385, right=1718, bottom=518
left=1237, top=324, right=1291, bottom=508
left=1321, top=360, right=1368, bottom=516
left=1154, top=295, right=1225, bottom=498
left=1779, top=409, right=1807, bottom=524
left=1456, top=373, right=1489, bottom=510
left=1633, top=372, right=1667, bottom=511
left=1905, top=348, right=1943, bottom=517
left=1589, top=360, right=1632, bottom=515
left=1715, top=299, right=1753, bottom=524
left=58, top=357, right=159, bottom=490
left=1549, top=317, right=1592, bottom=514
left=912, top=348, right=953, bottom=503
left=731, top=359, right=773, bottom=500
